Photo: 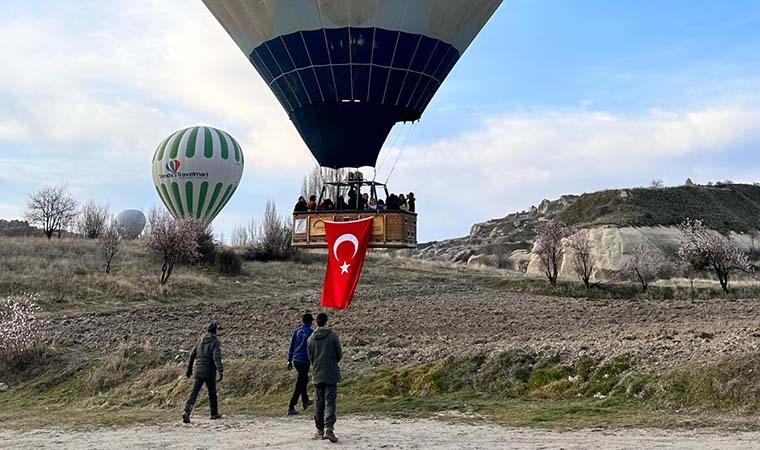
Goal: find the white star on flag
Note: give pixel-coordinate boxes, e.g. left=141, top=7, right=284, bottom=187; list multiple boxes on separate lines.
left=340, top=261, right=350, bottom=274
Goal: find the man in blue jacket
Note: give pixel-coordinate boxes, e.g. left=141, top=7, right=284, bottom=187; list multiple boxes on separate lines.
left=287, top=313, right=314, bottom=415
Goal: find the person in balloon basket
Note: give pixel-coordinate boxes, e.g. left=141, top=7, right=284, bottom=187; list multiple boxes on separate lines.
left=182, top=321, right=224, bottom=423
left=307, top=195, right=318, bottom=211
left=308, top=313, right=342, bottom=443
left=287, top=313, right=315, bottom=416
left=294, top=196, right=308, bottom=213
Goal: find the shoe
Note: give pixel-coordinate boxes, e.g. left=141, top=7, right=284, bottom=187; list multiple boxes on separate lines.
left=209, top=414, right=223, bottom=420
left=182, top=412, right=190, bottom=424
left=324, top=428, right=338, bottom=443
left=303, top=400, right=314, bottom=410
left=287, top=408, right=298, bottom=416
left=312, top=429, right=324, bottom=440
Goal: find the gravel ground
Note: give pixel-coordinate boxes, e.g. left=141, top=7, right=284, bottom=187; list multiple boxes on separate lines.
left=3, top=415, right=760, bottom=450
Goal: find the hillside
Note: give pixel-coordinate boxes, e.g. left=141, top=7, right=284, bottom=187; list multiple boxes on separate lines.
left=3, top=237, right=760, bottom=430
left=406, top=183, right=760, bottom=272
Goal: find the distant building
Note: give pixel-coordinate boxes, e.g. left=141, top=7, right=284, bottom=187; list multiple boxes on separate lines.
left=685, top=178, right=695, bottom=187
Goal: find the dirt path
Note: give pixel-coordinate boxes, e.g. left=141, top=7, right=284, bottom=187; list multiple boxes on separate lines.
left=2, top=416, right=760, bottom=450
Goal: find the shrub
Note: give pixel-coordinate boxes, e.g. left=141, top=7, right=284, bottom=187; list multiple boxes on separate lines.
left=143, top=208, right=202, bottom=285
left=215, top=249, right=242, bottom=275
left=197, top=230, right=217, bottom=265
left=0, top=293, right=47, bottom=371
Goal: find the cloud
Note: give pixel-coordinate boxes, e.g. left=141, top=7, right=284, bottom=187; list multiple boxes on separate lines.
left=388, top=104, right=760, bottom=239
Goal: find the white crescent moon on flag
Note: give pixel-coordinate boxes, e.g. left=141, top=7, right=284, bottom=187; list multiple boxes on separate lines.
left=333, top=233, right=359, bottom=261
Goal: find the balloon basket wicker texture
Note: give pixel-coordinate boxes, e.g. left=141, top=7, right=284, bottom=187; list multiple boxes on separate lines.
left=151, top=126, right=244, bottom=227
left=292, top=210, right=416, bottom=249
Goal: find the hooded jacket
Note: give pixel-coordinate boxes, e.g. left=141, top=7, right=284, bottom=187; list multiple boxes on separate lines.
left=288, top=323, right=314, bottom=364
left=187, top=333, right=223, bottom=379
left=307, top=327, right=342, bottom=385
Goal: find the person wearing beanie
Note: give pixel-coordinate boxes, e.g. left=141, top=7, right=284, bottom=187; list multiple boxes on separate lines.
left=182, top=321, right=224, bottom=423
left=287, top=313, right=315, bottom=415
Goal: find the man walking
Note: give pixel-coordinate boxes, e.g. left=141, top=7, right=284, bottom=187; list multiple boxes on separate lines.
left=307, top=313, right=342, bottom=443
left=182, top=321, right=223, bottom=423
left=287, top=313, right=314, bottom=415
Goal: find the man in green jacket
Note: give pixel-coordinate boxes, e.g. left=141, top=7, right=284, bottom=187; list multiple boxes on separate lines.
left=307, top=313, right=342, bottom=443
left=182, top=321, right=223, bottom=423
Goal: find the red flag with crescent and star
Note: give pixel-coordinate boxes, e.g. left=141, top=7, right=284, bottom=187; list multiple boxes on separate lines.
left=321, top=217, right=373, bottom=309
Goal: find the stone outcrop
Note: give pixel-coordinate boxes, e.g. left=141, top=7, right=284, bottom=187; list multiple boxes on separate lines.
left=402, top=184, right=760, bottom=278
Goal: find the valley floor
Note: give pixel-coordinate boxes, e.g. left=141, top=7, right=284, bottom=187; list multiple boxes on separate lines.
left=3, top=415, right=760, bottom=450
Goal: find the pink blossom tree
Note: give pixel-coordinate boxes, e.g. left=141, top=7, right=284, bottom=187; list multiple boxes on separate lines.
left=533, top=220, right=572, bottom=286
left=678, top=219, right=751, bottom=293
left=566, top=230, right=594, bottom=289
left=0, top=293, right=46, bottom=359
left=143, top=208, right=202, bottom=285
left=623, top=242, right=675, bottom=292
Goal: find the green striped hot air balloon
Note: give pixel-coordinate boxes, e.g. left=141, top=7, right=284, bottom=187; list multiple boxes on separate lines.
left=151, top=126, right=244, bottom=226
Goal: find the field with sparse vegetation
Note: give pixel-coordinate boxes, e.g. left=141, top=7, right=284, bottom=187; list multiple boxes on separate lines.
left=3, top=236, right=760, bottom=433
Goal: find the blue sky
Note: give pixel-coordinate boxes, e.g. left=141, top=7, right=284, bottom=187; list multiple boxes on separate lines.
left=1, top=1, right=760, bottom=241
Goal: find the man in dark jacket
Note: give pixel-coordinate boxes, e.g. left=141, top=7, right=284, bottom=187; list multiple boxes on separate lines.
left=182, top=321, right=223, bottom=423
left=287, top=313, right=314, bottom=415
left=307, top=313, right=342, bottom=443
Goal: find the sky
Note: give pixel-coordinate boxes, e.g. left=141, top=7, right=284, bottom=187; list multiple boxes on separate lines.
left=1, top=0, right=760, bottom=242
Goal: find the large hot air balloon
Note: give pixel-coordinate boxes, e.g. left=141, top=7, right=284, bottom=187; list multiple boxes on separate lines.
left=202, top=0, right=502, bottom=169
left=114, top=209, right=146, bottom=239
left=151, top=126, right=244, bottom=227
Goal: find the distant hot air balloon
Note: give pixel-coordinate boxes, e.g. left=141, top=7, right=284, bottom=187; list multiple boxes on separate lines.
left=151, top=126, right=244, bottom=226
left=114, top=209, right=146, bottom=239
left=203, top=0, right=502, bottom=169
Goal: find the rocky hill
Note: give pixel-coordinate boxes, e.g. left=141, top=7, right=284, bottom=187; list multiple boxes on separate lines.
left=402, top=183, right=760, bottom=277
left=0, top=219, right=41, bottom=237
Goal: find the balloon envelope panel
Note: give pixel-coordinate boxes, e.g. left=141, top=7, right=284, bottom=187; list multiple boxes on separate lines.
left=115, top=209, right=146, bottom=239
left=203, top=0, right=502, bottom=168
left=151, top=126, right=244, bottom=226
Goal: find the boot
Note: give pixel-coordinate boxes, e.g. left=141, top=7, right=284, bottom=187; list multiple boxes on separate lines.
left=303, top=399, right=314, bottom=410
left=287, top=407, right=298, bottom=416
left=324, top=428, right=338, bottom=443
left=210, top=413, right=223, bottom=420
left=182, top=412, right=190, bottom=424
left=312, top=429, right=324, bottom=440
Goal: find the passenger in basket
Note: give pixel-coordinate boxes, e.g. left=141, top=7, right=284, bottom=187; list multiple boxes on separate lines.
left=318, top=199, right=334, bottom=211
left=360, top=193, right=369, bottom=210
left=398, top=194, right=408, bottom=211
left=336, top=195, right=347, bottom=210
left=386, top=193, right=399, bottom=210
left=376, top=199, right=386, bottom=210
left=294, top=196, right=308, bottom=213
left=307, top=195, right=317, bottom=211
left=407, top=192, right=416, bottom=213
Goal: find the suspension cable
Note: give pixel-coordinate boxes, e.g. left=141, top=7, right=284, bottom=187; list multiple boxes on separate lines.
left=385, top=121, right=417, bottom=184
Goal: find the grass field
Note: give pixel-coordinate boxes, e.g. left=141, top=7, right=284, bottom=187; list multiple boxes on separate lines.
left=2, top=237, right=760, bottom=430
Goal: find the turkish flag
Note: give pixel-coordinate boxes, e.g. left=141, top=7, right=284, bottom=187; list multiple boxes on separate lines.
left=320, top=217, right=373, bottom=309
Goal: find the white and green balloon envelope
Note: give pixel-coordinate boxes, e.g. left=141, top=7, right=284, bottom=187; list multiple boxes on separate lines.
left=151, top=126, right=244, bottom=227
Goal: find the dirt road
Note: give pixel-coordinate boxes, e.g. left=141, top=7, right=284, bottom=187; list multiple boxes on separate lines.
left=2, top=416, right=760, bottom=450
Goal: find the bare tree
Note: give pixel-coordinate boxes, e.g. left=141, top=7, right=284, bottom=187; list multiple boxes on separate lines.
left=25, top=185, right=79, bottom=239
left=99, top=220, right=121, bottom=274
left=259, top=200, right=291, bottom=258
left=533, top=220, right=572, bottom=286
left=303, top=165, right=348, bottom=202
left=76, top=201, right=110, bottom=239
left=648, top=179, right=665, bottom=189
left=566, top=229, right=594, bottom=289
left=623, top=242, right=675, bottom=292
left=231, top=225, right=249, bottom=247
left=678, top=218, right=751, bottom=293
left=143, top=208, right=202, bottom=285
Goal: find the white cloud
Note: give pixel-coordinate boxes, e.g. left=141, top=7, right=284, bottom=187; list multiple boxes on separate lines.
left=388, top=104, right=760, bottom=239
